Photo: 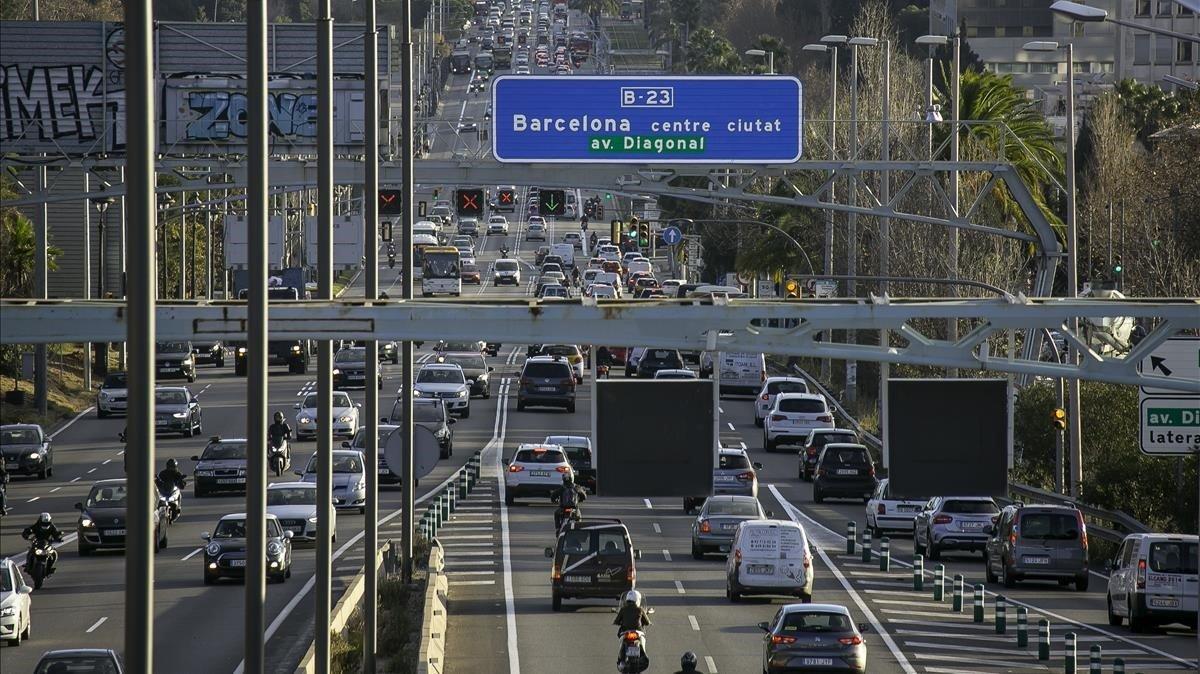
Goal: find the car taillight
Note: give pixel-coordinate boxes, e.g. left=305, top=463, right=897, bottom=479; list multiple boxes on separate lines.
left=508, top=464, right=525, bottom=473
left=771, top=414, right=787, bottom=422
left=761, top=393, right=770, bottom=401
left=933, top=515, right=952, bottom=525
left=552, top=564, right=561, bottom=580
left=838, top=635, right=863, bottom=646
left=868, top=466, right=876, bottom=477
left=627, top=566, right=635, bottom=583
left=771, top=634, right=796, bottom=645
left=699, top=520, right=711, bottom=533
left=623, top=631, right=639, bottom=642
left=555, top=465, right=571, bottom=473
left=734, top=548, right=742, bottom=562
left=1009, top=532, right=1017, bottom=545
left=1137, top=558, right=1146, bottom=589
left=818, top=414, right=833, bottom=422
left=736, top=471, right=755, bottom=482
left=803, top=552, right=811, bottom=569
left=877, top=504, right=886, bottom=515
left=1076, top=510, right=1088, bottom=551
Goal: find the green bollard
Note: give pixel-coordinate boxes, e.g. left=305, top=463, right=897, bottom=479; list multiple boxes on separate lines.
left=1038, top=619, right=1051, bottom=661
left=879, top=537, right=891, bottom=572
left=430, top=506, right=439, bottom=536
left=1088, top=645, right=1101, bottom=674
left=861, top=530, right=872, bottom=563
left=1064, top=632, right=1077, bottom=674
left=973, top=584, right=985, bottom=623
left=440, top=490, right=449, bottom=522
left=474, top=451, right=483, bottom=479
left=913, top=554, right=924, bottom=591
left=459, top=469, right=469, bottom=499
left=846, top=521, right=857, bottom=555
left=995, top=595, right=1007, bottom=633
left=1016, top=607, right=1028, bottom=648
left=1112, top=657, right=1124, bottom=674
left=449, top=482, right=458, bottom=512
left=933, top=564, right=945, bottom=601
left=952, top=574, right=964, bottom=612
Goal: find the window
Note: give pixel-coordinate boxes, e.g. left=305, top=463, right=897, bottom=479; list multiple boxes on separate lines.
left=1094, top=62, right=1114, bottom=74
left=994, top=26, right=1007, bottom=37
left=1030, top=62, right=1058, bottom=75
left=942, top=499, right=999, bottom=514
left=597, top=531, right=629, bottom=554
left=1136, top=0, right=1152, bottom=16
left=778, top=398, right=826, bottom=413
left=707, top=499, right=760, bottom=516
left=1157, top=0, right=1173, bottom=17
left=1148, top=541, right=1198, bottom=574
left=1118, top=540, right=1136, bottom=568
left=780, top=611, right=853, bottom=633
left=1017, top=513, right=1080, bottom=540
left=718, top=453, right=752, bottom=470
left=513, top=448, right=567, bottom=464
left=1178, top=40, right=1194, bottom=64
left=1134, top=34, right=1151, bottom=65
left=1155, top=37, right=1173, bottom=64
left=767, top=380, right=808, bottom=395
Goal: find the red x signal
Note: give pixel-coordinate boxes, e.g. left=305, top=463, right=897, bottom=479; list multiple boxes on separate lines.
left=460, top=192, right=479, bottom=209
left=499, top=190, right=514, bottom=204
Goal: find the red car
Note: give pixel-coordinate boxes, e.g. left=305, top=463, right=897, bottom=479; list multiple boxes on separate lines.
left=461, top=263, right=482, bottom=285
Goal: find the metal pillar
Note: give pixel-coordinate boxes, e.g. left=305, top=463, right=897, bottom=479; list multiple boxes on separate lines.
left=243, top=2, right=269, bottom=671
left=179, top=191, right=188, bottom=299
left=879, top=40, right=891, bottom=466
left=363, top=0, right=381, bottom=669
left=845, top=43, right=860, bottom=405
left=35, top=166, right=48, bottom=416
left=82, top=172, right=92, bottom=391
left=948, top=36, right=961, bottom=376
left=316, top=0, right=335, bottom=670
left=400, top=0, right=417, bottom=584
left=1064, top=43, right=1083, bottom=499
left=823, top=45, right=838, bottom=384
left=123, top=0, right=156, bottom=668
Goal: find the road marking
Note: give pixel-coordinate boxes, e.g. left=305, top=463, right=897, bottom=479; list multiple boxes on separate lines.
left=182, top=547, right=203, bottom=561
left=198, top=384, right=211, bottom=395
left=727, top=422, right=735, bottom=431
left=718, top=407, right=724, bottom=414
left=493, top=378, right=521, bottom=674
left=447, top=570, right=496, bottom=576
left=49, top=487, right=60, bottom=493
left=27, top=496, right=39, bottom=503
left=443, top=560, right=495, bottom=567
left=643, top=498, right=653, bottom=509
left=662, top=549, right=671, bottom=562
left=674, top=580, right=685, bottom=594
left=70, top=477, right=80, bottom=482
left=49, top=406, right=95, bottom=439
left=102, top=458, right=111, bottom=465
left=912, top=652, right=1051, bottom=669
left=688, top=614, right=700, bottom=631
left=451, top=579, right=496, bottom=586
left=442, top=550, right=495, bottom=557
left=85, top=616, right=108, bottom=633
left=704, top=655, right=718, bottom=673
left=439, top=542, right=494, bottom=547
left=437, top=534, right=494, bottom=540
left=652, top=522, right=661, bottom=534
left=87, top=468, right=96, bottom=474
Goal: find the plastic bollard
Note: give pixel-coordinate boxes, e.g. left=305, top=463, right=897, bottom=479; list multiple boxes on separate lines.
left=1112, top=657, right=1124, bottom=674
left=879, top=537, right=891, bottom=572
left=913, top=554, right=924, bottom=591
left=861, top=530, right=872, bottom=563
left=934, top=564, right=945, bottom=601
left=1016, top=607, right=1028, bottom=648
left=1088, top=645, right=1101, bottom=674
left=995, top=594, right=1007, bottom=633
left=973, top=584, right=985, bottom=623
left=430, top=506, right=439, bottom=536
left=1037, top=619, right=1051, bottom=661
left=1064, top=632, right=1077, bottom=674
left=459, top=469, right=469, bottom=498
left=952, top=574, right=964, bottom=612
left=449, top=481, right=458, bottom=512
left=847, top=521, right=857, bottom=555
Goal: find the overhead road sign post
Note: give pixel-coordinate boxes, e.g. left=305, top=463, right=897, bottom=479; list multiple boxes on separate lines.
left=492, top=75, right=803, bottom=163
left=1138, top=337, right=1200, bottom=456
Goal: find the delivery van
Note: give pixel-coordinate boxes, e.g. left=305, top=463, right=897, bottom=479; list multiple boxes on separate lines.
left=701, top=352, right=767, bottom=395
left=551, top=243, right=575, bottom=269
left=725, top=520, right=813, bottom=601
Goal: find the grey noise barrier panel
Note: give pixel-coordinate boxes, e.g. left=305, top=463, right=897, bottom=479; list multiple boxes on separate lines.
left=887, top=378, right=1009, bottom=499
left=595, top=379, right=714, bottom=497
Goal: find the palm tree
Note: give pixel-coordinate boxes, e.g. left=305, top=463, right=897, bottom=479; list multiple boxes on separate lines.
left=573, top=0, right=620, bottom=27
left=685, top=27, right=741, bottom=74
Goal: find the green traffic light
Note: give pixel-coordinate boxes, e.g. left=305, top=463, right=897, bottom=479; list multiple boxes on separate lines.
left=605, top=193, right=612, bottom=200
left=1113, top=265, right=1123, bottom=274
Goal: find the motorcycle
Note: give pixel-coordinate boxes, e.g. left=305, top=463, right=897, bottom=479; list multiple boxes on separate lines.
left=268, top=438, right=291, bottom=477
left=500, top=246, right=510, bottom=258
left=22, top=534, right=60, bottom=590
left=551, top=489, right=585, bottom=531
left=617, top=630, right=649, bottom=673
left=156, top=478, right=183, bottom=524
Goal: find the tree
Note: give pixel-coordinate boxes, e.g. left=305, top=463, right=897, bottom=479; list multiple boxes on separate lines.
left=0, top=206, right=61, bottom=300
left=1110, top=79, right=1200, bottom=145
left=572, top=0, right=620, bottom=26
left=747, top=34, right=790, bottom=74
left=685, top=27, right=742, bottom=73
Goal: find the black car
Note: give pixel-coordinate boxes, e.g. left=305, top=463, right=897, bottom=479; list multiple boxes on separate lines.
left=154, top=386, right=203, bottom=437
left=76, top=478, right=168, bottom=555
left=0, top=424, right=53, bottom=478
left=333, top=346, right=382, bottom=389
left=812, top=443, right=877, bottom=503
left=234, top=339, right=311, bottom=375
left=388, top=398, right=456, bottom=459
left=545, top=519, right=642, bottom=611
left=437, top=351, right=494, bottom=398
left=191, top=437, right=248, bottom=497
left=201, top=513, right=293, bottom=584
left=516, top=356, right=577, bottom=412
left=156, top=341, right=197, bottom=382
left=636, top=348, right=684, bottom=378
left=800, top=429, right=859, bottom=480
left=192, top=341, right=226, bottom=367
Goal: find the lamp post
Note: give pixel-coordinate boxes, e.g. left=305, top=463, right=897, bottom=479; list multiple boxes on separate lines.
left=92, top=196, right=115, bottom=377
left=744, top=48, right=774, bottom=74
left=1051, top=1, right=1200, bottom=44
left=843, top=36, right=878, bottom=406
left=1025, top=39, right=1082, bottom=498
left=1163, top=74, right=1199, bottom=91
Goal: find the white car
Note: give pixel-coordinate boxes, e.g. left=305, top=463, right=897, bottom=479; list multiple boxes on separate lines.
left=267, top=481, right=335, bottom=542
left=503, top=443, right=572, bottom=505
left=653, top=369, right=698, bottom=379
left=754, top=376, right=810, bottom=427
left=587, top=283, right=616, bottom=299
left=526, top=221, right=547, bottom=240
left=515, top=64, right=531, bottom=74
left=493, top=258, right=522, bottom=286
left=659, top=279, right=685, bottom=294
left=763, top=393, right=834, bottom=451
left=1106, top=533, right=1199, bottom=632
left=294, top=391, right=360, bottom=439
left=96, top=371, right=128, bottom=417
left=563, top=231, right=582, bottom=249
left=865, top=478, right=926, bottom=534
left=0, top=558, right=32, bottom=644
left=413, top=363, right=471, bottom=417
left=580, top=268, right=601, bottom=290
left=487, top=215, right=510, bottom=235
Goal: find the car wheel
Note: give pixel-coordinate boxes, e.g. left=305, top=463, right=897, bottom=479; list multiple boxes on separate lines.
left=691, top=541, right=704, bottom=560
left=913, top=531, right=925, bottom=556
left=1002, top=563, right=1016, bottom=588
left=551, top=591, right=562, bottom=611
left=204, top=574, right=215, bottom=585
left=78, top=544, right=92, bottom=556
left=754, top=415, right=763, bottom=428
left=985, top=557, right=997, bottom=583
left=927, top=534, right=940, bottom=560
left=20, top=615, right=30, bottom=641
left=1128, top=599, right=1146, bottom=632
left=194, top=487, right=206, bottom=498
left=359, top=506, right=366, bottom=515
left=763, top=435, right=774, bottom=452
left=461, top=407, right=471, bottom=419
left=726, top=582, right=741, bottom=603
left=286, top=564, right=292, bottom=579
left=38, top=464, right=48, bottom=479
left=1075, top=574, right=1090, bottom=592
left=1107, top=595, right=1122, bottom=626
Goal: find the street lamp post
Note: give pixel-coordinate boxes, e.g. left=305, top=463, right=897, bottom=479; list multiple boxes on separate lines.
left=1025, top=39, right=1082, bottom=498
left=844, top=36, right=878, bottom=406
left=744, top=48, right=774, bottom=74
left=92, top=196, right=115, bottom=376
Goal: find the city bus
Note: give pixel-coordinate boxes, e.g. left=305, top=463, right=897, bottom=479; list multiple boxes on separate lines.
left=420, top=245, right=463, bottom=297
left=411, top=232, right=439, bottom=280
left=451, top=50, right=472, bottom=74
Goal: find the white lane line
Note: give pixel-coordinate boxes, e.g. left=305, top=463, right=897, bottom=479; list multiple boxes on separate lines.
left=652, top=522, right=661, bottom=534
left=442, top=551, right=495, bottom=557
left=767, top=484, right=917, bottom=674
left=102, top=458, right=111, bottom=465
left=182, top=547, right=203, bottom=561
left=437, top=535, right=495, bottom=540
left=727, top=422, right=735, bottom=431
left=739, top=441, right=746, bottom=450
left=198, top=384, right=211, bottom=395
left=27, top=496, right=40, bottom=503
left=439, top=542, right=494, bottom=547
left=70, top=476, right=80, bottom=482
left=674, top=580, right=685, bottom=595
left=85, top=616, right=108, bottom=633
left=49, top=406, right=95, bottom=439
left=439, top=526, right=494, bottom=532
left=49, top=487, right=60, bottom=493
left=687, top=615, right=700, bottom=631
left=662, top=549, right=672, bottom=562
left=447, top=570, right=496, bottom=576
left=718, top=407, right=724, bottom=414
left=452, top=579, right=496, bottom=586
left=643, top=498, right=653, bottom=509
left=912, top=653, right=1051, bottom=670
left=493, top=379, right=521, bottom=674
left=118, top=450, right=124, bottom=455
left=87, top=468, right=96, bottom=474
left=705, top=655, right=718, bottom=673
left=443, top=560, right=495, bottom=567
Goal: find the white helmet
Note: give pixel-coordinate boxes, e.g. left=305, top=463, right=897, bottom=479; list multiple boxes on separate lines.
left=623, top=590, right=642, bottom=607
left=39, top=512, right=52, bottom=524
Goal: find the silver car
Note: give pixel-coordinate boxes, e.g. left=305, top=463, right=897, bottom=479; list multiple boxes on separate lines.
left=298, top=450, right=367, bottom=514
left=684, top=448, right=763, bottom=513
left=266, top=482, right=335, bottom=543
left=691, top=495, right=769, bottom=559
left=913, top=496, right=1000, bottom=560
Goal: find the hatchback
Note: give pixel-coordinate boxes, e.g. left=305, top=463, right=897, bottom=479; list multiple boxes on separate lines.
left=812, top=443, right=877, bottom=503
left=914, top=496, right=1000, bottom=559
left=691, top=495, right=769, bottom=558
left=799, top=428, right=859, bottom=480
left=985, top=504, right=1090, bottom=590
left=636, top=348, right=683, bottom=378
left=763, top=393, right=834, bottom=450
left=759, top=604, right=868, bottom=674
left=865, top=478, right=925, bottom=533
left=298, top=449, right=367, bottom=513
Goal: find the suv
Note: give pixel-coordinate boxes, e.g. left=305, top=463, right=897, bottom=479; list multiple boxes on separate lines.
left=516, top=356, right=577, bottom=412
left=504, top=444, right=572, bottom=504
left=156, top=341, right=197, bottom=382
left=754, top=376, right=809, bottom=427
left=914, top=496, right=1000, bottom=560
left=763, top=393, right=834, bottom=451
left=635, top=348, right=683, bottom=378
left=1106, top=533, right=1198, bottom=631
left=799, top=429, right=859, bottom=480
left=985, top=504, right=1090, bottom=591
left=811, top=443, right=876, bottom=503
left=544, top=519, right=641, bottom=611
left=413, top=363, right=471, bottom=418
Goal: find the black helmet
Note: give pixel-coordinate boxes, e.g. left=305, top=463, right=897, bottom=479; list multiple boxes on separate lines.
left=166, top=458, right=178, bottom=471
left=562, top=472, right=574, bottom=486
left=379, top=291, right=390, bottom=300
left=273, top=411, right=284, bottom=423
left=680, top=651, right=698, bottom=672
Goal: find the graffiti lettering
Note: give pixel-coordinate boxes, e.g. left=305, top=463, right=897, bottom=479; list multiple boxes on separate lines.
left=185, top=90, right=318, bottom=141
left=0, top=64, right=124, bottom=151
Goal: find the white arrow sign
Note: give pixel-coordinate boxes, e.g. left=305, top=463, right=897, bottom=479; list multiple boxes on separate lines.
left=1139, top=337, right=1200, bottom=396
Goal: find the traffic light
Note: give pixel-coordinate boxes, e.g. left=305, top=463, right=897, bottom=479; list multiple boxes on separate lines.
left=539, top=189, right=566, bottom=216
left=1051, top=407, right=1067, bottom=431
left=418, top=200, right=427, bottom=217
left=432, top=187, right=440, bottom=200
left=605, top=192, right=612, bottom=200
left=784, top=279, right=801, bottom=298
left=456, top=188, right=484, bottom=216
left=379, top=188, right=402, bottom=216
left=1112, top=254, right=1123, bottom=277
left=637, top=222, right=649, bottom=247
left=610, top=219, right=622, bottom=243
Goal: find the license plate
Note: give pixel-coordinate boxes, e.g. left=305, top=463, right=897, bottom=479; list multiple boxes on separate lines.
left=801, top=658, right=834, bottom=667
left=747, top=564, right=773, bottom=575
left=288, top=526, right=304, bottom=534
left=4, top=462, right=17, bottom=470
left=837, top=469, right=857, bottom=475
left=898, top=505, right=919, bottom=512
left=530, top=470, right=550, bottom=478
left=105, top=529, right=126, bottom=536
left=158, top=367, right=175, bottom=373
left=378, top=467, right=392, bottom=474
left=155, top=419, right=170, bottom=426
left=1149, top=597, right=1179, bottom=608
left=565, top=575, right=589, bottom=583
left=625, top=646, right=640, bottom=657
left=1023, top=556, right=1051, bottom=565
left=217, top=478, right=246, bottom=484
left=722, top=523, right=737, bottom=530
left=229, top=559, right=247, bottom=567
left=537, top=386, right=557, bottom=392
left=962, top=522, right=986, bottom=530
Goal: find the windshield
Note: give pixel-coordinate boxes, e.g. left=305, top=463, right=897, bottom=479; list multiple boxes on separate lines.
left=213, top=519, right=248, bottom=539
left=768, top=380, right=808, bottom=395
left=718, top=453, right=752, bottom=470
left=268, top=487, right=316, bottom=506
left=707, top=499, right=759, bottom=516
left=440, top=354, right=485, bottom=371
left=814, top=432, right=856, bottom=447
left=335, top=349, right=366, bottom=363
left=413, top=403, right=444, bottom=422
left=643, top=349, right=681, bottom=364
left=496, top=261, right=518, bottom=271
left=942, top=499, right=999, bottom=514
left=86, top=483, right=128, bottom=509
left=34, top=656, right=121, bottom=674
left=780, top=612, right=852, bottom=633
left=1149, top=541, right=1199, bottom=574
left=158, top=341, right=189, bottom=353
left=303, top=393, right=352, bottom=408
left=103, top=373, right=127, bottom=388
left=424, top=252, right=460, bottom=278
left=0, top=566, right=11, bottom=592
left=523, top=362, right=570, bottom=378
left=155, top=390, right=188, bottom=406
left=462, top=263, right=478, bottom=273
left=440, top=341, right=479, bottom=352
left=779, top=398, right=825, bottom=413
left=417, top=368, right=465, bottom=384
left=0, top=428, right=39, bottom=445
left=352, top=427, right=397, bottom=449
left=1018, top=513, right=1080, bottom=541
left=541, top=345, right=578, bottom=357
left=201, top=441, right=247, bottom=460
left=822, top=447, right=870, bottom=466
left=541, top=263, right=562, bottom=274
left=306, top=453, right=364, bottom=474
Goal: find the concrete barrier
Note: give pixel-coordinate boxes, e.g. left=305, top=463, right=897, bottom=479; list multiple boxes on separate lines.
left=417, top=540, right=448, bottom=674
left=294, top=549, right=373, bottom=674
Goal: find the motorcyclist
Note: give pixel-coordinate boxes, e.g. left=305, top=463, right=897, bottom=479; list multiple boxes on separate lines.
left=0, top=461, right=9, bottom=515
left=675, top=652, right=699, bottom=673
left=22, top=513, right=64, bottom=575
left=157, top=458, right=186, bottom=491
left=614, top=590, right=652, bottom=663
left=268, top=412, right=292, bottom=450
left=555, top=473, right=586, bottom=530
left=500, top=245, right=510, bottom=258
left=589, top=231, right=597, bottom=249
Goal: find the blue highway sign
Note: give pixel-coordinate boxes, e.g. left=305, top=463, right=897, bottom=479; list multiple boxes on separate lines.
left=661, top=226, right=683, bottom=246
left=491, top=75, right=803, bottom=164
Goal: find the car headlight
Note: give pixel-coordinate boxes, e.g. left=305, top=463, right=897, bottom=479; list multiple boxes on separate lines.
left=308, top=516, right=318, bottom=523
left=99, top=390, right=110, bottom=400
left=292, top=345, right=302, bottom=352
left=413, top=390, right=424, bottom=397
left=333, top=368, right=342, bottom=375
left=338, top=415, right=354, bottom=423
left=456, top=390, right=468, bottom=398
left=80, top=517, right=95, bottom=528
left=299, top=416, right=313, bottom=424
left=206, top=542, right=222, bottom=556
left=27, top=452, right=41, bottom=460
left=237, top=347, right=247, bottom=354
left=0, top=607, right=15, bottom=617
left=172, top=412, right=188, bottom=418
left=267, top=541, right=284, bottom=557
left=355, top=479, right=366, bottom=491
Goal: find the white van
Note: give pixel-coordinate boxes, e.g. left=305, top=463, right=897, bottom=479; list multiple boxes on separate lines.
left=594, top=272, right=620, bottom=295
left=1106, top=533, right=1198, bottom=632
left=550, top=242, right=575, bottom=269
left=413, top=220, right=438, bottom=239
left=626, top=260, right=652, bottom=276
left=725, top=520, right=813, bottom=601
left=701, top=352, right=767, bottom=395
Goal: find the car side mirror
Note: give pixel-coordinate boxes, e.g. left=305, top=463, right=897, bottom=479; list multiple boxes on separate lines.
left=646, top=607, right=655, bottom=615
left=488, top=366, right=495, bottom=372
left=283, top=530, right=294, bottom=539
left=201, top=532, right=210, bottom=541
left=18, top=585, right=32, bottom=595
left=355, top=403, right=362, bottom=408
left=294, top=470, right=304, bottom=476
left=757, top=621, right=771, bottom=632
left=380, top=417, right=389, bottom=423
left=1107, top=558, right=1117, bottom=572
left=294, top=402, right=301, bottom=409
left=341, top=441, right=351, bottom=448
left=74, top=502, right=83, bottom=510
left=858, top=623, right=870, bottom=633
left=753, top=462, right=764, bottom=470
left=448, top=418, right=457, bottom=425
left=544, top=546, right=554, bottom=558
left=765, top=510, right=774, bottom=518
left=190, top=455, right=200, bottom=461
left=634, top=549, right=642, bottom=560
